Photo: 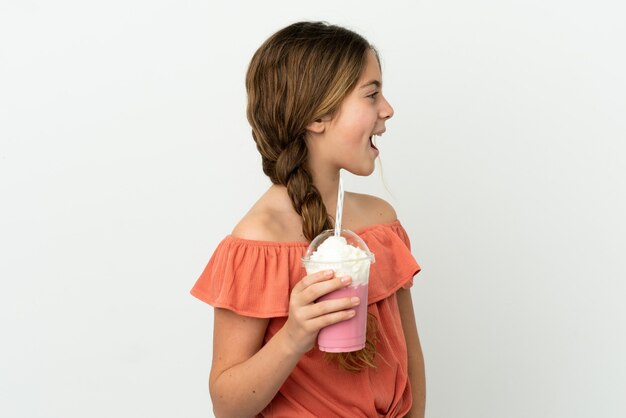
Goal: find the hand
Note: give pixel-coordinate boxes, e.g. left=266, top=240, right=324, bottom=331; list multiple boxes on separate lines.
left=282, top=270, right=360, bottom=355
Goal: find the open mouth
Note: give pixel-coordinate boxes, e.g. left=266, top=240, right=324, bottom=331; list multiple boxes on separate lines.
left=369, top=136, right=379, bottom=151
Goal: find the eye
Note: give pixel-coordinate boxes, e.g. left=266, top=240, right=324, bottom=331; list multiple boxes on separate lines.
left=367, top=91, right=379, bottom=100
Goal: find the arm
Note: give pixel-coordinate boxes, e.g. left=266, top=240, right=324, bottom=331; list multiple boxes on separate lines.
left=397, top=288, right=426, bottom=418
left=209, top=270, right=359, bottom=418
left=209, top=309, right=297, bottom=417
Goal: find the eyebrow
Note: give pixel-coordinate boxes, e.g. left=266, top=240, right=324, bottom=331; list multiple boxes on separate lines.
left=360, top=80, right=381, bottom=89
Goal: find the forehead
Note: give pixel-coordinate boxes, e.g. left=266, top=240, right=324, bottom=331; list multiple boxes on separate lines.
left=358, top=49, right=382, bottom=83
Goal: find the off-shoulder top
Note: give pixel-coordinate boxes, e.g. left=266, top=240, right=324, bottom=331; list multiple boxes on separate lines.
left=191, top=220, right=421, bottom=417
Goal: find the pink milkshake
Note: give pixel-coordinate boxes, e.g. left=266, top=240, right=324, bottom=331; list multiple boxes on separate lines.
left=316, top=284, right=369, bottom=352
left=302, top=229, right=375, bottom=353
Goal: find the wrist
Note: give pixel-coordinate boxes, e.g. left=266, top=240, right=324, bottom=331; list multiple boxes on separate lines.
left=274, top=325, right=309, bottom=358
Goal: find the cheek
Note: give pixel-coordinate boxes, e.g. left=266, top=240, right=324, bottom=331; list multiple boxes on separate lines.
left=342, top=111, right=374, bottom=139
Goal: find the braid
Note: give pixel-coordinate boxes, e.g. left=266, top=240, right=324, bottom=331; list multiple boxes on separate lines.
left=273, top=134, right=332, bottom=241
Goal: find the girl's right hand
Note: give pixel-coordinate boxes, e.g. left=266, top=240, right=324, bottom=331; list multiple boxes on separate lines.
left=282, top=269, right=360, bottom=355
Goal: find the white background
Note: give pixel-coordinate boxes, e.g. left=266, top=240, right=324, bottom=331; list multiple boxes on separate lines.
left=1, top=1, right=625, bottom=417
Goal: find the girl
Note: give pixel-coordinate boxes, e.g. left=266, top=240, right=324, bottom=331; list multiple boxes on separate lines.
left=191, top=21, right=426, bottom=417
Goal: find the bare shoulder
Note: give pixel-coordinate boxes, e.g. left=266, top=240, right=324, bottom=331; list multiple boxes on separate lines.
left=230, top=186, right=304, bottom=242
left=231, top=211, right=284, bottom=241
left=347, top=192, right=398, bottom=226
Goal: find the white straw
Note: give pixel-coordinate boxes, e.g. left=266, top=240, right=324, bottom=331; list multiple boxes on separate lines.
left=334, top=176, right=344, bottom=237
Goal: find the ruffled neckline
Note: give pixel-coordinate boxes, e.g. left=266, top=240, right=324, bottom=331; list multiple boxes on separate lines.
left=191, top=219, right=420, bottom=317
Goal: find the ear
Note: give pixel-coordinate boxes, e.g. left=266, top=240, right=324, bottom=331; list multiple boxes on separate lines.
left=305, top=118, right=326, bottom=134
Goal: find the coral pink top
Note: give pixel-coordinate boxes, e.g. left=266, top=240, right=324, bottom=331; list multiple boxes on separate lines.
left=191, top=220, right=421, bottom=417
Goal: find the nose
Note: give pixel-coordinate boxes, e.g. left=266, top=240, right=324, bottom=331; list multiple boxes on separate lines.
left=380, top=95, right=394, bottom=120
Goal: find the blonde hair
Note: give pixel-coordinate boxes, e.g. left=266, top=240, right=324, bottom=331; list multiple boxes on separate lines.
left=246, top=21, right=379, bottom=372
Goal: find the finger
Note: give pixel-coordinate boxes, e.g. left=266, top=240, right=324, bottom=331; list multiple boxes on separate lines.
left=309, top=309, right=357, bottom=330
left=294, top=269, right=334, bottom=292
left=301, top=276, right=352, bottom=304
left=301, top=295, right=360, bottom=320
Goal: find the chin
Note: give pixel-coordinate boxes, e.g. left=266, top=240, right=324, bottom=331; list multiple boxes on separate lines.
left=345, top=163, right=376, bottom=177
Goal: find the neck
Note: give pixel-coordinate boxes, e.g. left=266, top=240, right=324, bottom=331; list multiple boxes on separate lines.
left=308, top=164, right=341, bottom=218
left=268, top=164, right=342, bottom=218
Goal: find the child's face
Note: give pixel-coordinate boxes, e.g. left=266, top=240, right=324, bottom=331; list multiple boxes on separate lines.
left=312, top=49, right=394, bottom=176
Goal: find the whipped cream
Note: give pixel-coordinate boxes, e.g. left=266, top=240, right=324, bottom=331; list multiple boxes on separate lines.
left=305, top=235, right=372, bottom=286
